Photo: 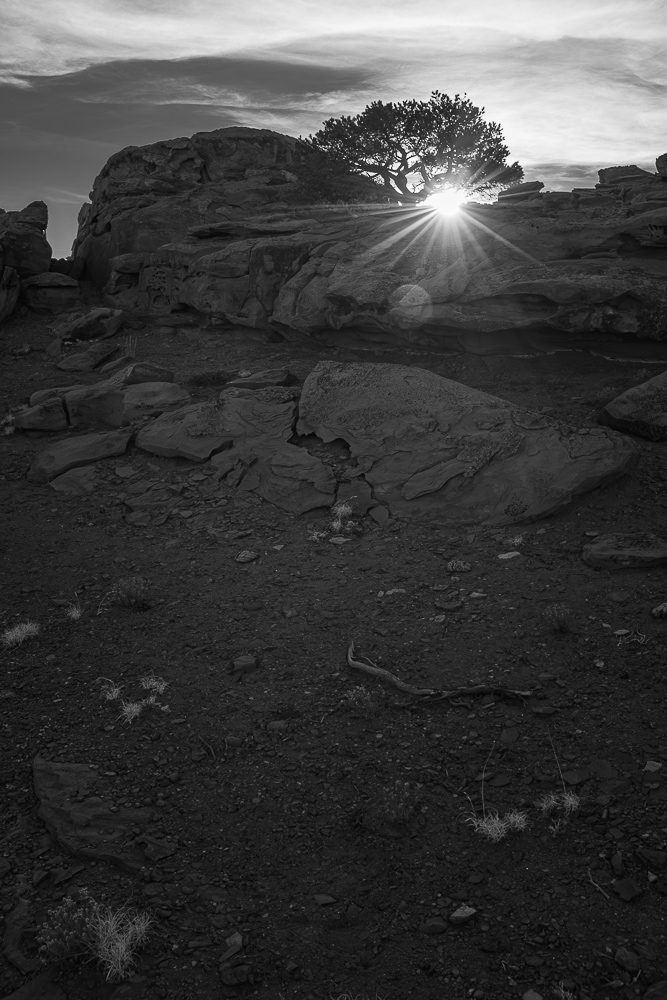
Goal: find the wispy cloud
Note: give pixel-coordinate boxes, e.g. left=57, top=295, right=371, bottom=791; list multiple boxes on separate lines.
left=3, top=0, right=666, bottom=81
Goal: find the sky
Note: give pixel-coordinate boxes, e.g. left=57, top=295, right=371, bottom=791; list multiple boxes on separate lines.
left=1, top=0, right=666, bottom=257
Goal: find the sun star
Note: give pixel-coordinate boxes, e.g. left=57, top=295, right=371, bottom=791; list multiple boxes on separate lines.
left=424, top=188, right=466, bottom=216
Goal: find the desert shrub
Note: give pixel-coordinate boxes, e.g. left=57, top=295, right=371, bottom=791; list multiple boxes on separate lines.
left=37, top=889, right=153, bottom=981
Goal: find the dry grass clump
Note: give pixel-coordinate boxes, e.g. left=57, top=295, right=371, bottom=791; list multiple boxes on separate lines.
left=369, top=779, right=420, bottom=826
left=2, top=621, right=40, bottom=648
left=140, top=674, right=170, bottom=695
left=342, top=685, right=383, bottom=715
left=463, top=742, right=529, bottom=842
left=543, top=603, right=573, bottom=633
left=37, top=889, right=153, bottom=981
left=98, top=678, right=123, bottom=702
left=330, top=500, right=353, bottom=533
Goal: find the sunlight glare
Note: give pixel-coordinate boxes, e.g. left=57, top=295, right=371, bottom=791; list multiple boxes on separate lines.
left=424, top=188, right=466, bottom=216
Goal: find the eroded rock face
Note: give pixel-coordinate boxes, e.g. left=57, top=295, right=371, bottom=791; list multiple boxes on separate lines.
left=296, top=362, right=637, bottom=523
left=0, top=201, right=51, bottom=277
left=20, top=273, right=83, bottom=314
left=0, top=253, right=20, bottom=324
left=73, top=128, right=382, bottom=286
left=101, top=200, right=667, bottom=353
left=599, top=369, right=667, bottom=440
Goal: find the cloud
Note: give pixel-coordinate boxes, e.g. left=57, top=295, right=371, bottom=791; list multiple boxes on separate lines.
left=3, top=0, right=666, bottom=80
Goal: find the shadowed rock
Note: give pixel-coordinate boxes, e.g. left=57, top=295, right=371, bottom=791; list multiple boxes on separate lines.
left=599, top=369, right=667, bottom=441
left=582, top=533, right=667, bottom=569
left=296, top=362, right=637, bottom=523
left=20, top=273, right=83, bottom=314
left=0, top=201, right=51, bottom=278
left=27, top=427, right=134, bottom=483
left=33, top=755, right=163, bottom=874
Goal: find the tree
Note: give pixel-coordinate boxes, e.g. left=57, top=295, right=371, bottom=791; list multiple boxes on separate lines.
left=305, top=92, right=523, bottom=202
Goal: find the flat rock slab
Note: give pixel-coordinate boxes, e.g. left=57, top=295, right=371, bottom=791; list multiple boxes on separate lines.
left=599, top=369, right=667, bottom=440
left=57, top=342, right=118, bottom=372
left=29, top=384, right=85, bottom=406
left=14, top=398, right=67, bottom=431
left=296, top=362, right=637, bottom=523
left=27, top=427, right=134, bottom=483
left=101, top=360, right=175, bottom=386
left=582, top=533, right=667, bottom=569
left=136, top=402, right=234, bottom=461
left=224, top=368, right=292, bottom=389
left=236, top=441, right=335, bottom=514
left=65, top=381, right=190, bottom=428
left=33, top=756, right=153, bottom=874
left=216, top=386, right=299, bottom=440
left=53, top=306, right=125, bottom=341
left=136, top=388, right=299, bottom=463
left=49, top=466, right=97, bottom=494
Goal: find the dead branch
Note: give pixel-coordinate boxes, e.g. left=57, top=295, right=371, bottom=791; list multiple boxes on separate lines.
left=346, top=640, right=533, bottom=704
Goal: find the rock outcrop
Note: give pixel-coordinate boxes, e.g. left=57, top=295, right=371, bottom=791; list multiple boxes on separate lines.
left=99, top=200, right=667, bottom=354
left=296, top=362, right=636, bottom=522
left=73, top=127, right=385, bottom=287
left=0, top=201, right=51, bottom=277
left=599, top=369, right=667, bottom=440
left=22, top=359, right=637, bottom=522
left=68, top=130, right=667, bottom=354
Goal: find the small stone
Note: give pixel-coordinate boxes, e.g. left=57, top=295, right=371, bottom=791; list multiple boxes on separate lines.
left=422, top=917, right=448, bottom=934
left=523, top=991, right=544, bottom=1000
left=613, top=877, right=643, bottom=901
left=615, top=947, right=641, bottom=972
left=313, top=894, right=336, bottom=905
left=500, top=728, right=519, bottom=743
left=449, top=905, right=476, bottom=925
left=498, top=551, right=521, bottom=560
left=231, top=655, right=258, bottom=674
left=126, top=511, right=151, bottom=527
left=434, top=600, right=463, bottom=612
left=636, top=847, right=666, bottom=869
left=235, top=550, right=258, bottom=562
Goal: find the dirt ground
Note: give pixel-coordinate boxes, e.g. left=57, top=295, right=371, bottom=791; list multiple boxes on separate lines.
left=1, top=307, right=666, bottom=1000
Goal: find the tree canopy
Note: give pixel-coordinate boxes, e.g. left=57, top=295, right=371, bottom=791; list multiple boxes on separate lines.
left=305, top=92, right=523, bottom=202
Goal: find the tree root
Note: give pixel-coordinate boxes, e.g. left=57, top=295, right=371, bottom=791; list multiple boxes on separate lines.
left=346, top=640, right=533, bottom=705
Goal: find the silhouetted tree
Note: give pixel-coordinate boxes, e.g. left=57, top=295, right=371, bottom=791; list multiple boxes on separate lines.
left=305, top=92, right=523, bottom=201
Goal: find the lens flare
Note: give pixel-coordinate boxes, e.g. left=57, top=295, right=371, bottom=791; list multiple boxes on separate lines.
left=424, top=188, right=466, bottom=216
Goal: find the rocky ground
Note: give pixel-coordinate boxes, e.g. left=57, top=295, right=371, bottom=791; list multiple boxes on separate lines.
left=1, top=308, right=667, bottom=1000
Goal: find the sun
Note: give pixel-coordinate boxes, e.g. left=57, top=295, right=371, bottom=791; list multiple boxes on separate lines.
left=424, top=188, right=467, bottom=216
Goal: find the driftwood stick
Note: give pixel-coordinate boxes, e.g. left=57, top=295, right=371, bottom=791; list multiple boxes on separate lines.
left=346, top=640, right=532, bottom=704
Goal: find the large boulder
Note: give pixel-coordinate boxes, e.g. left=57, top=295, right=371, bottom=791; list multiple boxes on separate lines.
left=73, top=128, right=384, bottom=286
left=598, top=370, right=667, bottom=440
left=296, top=362, right=637, bottom=523
left=101, top=197, right=667, bottom=353
left=20, top=273, right=83, bottom=314
left=0, top=201, right=52, bottom=277
left=657, top=153, right=667, bottom=178
left=0, top=254, right=20, bottom=324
